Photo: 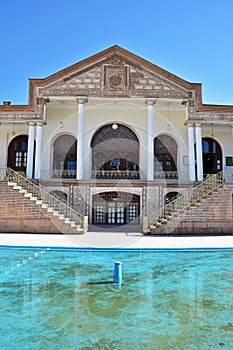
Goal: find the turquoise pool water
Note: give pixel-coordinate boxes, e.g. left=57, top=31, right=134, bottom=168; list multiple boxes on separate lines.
left=1, top=247, right=233, bottom=350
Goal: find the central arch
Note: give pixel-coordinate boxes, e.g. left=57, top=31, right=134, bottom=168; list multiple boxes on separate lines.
left=91, top=124, right=140, bottom=179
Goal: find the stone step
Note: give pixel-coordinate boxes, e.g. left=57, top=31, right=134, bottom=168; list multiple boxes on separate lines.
left=18, top=189, right=27, bottom=194
left=29, top=196, right=38, bottom=201
left=13, top=185, right=23, bottom=190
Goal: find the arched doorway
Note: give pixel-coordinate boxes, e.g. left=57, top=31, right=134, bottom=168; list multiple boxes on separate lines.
left=164, top=191, right=181, bottom=216
left=52, top=135, right=77, bottom=178
left=50, top=190, right=67, bottom=202
left=91, top=124, right=140, bottom=179
left=154, top=135, right=178, bottom=179
left=7, top=135, right=29, bottom=172
left=92, top=192, right=140, bottom=225
left=164, top=191, right=180, bottom=205
left=202, top=138, right=222, bottom=176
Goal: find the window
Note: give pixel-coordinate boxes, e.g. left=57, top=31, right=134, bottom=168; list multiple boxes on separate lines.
left=226, top=157, right=233, bottom=166
left=154, top=135, right=178, bottom=177
left=52, top=135, right=77, bottom=178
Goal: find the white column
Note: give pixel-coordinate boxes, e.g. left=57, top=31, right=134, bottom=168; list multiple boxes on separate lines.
left=34, top=123, right=43, bottom=179
left=76, top=96, right=88, bottom=180
left=187, top=123, right=196, bottom=181
left=26, top=122, right=35, bottom=179
left=146, top=98, right=157, bottom=181
left=195, top=123, right=203, bottom=181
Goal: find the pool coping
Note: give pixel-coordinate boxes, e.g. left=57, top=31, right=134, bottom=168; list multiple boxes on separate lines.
left=1, top=245, right=233, bottom=252
left=1, top=232, right=233, bottom=249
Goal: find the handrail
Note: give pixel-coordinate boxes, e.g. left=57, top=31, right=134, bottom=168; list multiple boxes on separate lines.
left=147, top=171, right=225, bottom=229
left=5, top=168, right=87, bottom=231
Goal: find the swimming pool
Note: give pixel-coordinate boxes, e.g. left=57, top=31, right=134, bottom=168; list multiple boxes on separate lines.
left=1, top=247, right=233, bottom=349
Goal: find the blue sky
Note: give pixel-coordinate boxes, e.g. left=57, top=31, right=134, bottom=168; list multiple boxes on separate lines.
left=1, top=0, right=233, bottom=105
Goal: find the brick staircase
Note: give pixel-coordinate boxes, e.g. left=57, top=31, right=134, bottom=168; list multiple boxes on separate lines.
left=0, top=179, right=86, bottom=234
left=146, top=172, right=233, bottom=235
left=150, top=184, right=233, bottom=235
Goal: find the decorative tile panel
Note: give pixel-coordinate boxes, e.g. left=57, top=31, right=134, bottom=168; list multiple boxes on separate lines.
left=102, top=65, right=129, bottom=96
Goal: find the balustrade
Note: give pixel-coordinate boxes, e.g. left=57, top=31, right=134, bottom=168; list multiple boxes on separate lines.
left=52, top=170, right=76, bottom=179
left=92, top=169, right=140, bottom=180
left=154, top=171, right=178, bottom=180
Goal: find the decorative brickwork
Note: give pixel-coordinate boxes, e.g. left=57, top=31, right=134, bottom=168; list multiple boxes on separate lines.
left=36, top=59, right=190, bottom=100
left=189, top=111, right=233, bottom=123
left=103, top=65, right=128, bottom=96
left=147, top=187, right=160, bottom=214
left=73, top=185, right=88, bottom=215
left=38, top=67, right=102, bottom=97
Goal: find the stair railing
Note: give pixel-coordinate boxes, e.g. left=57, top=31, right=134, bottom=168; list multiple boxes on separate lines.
left=5, top=168, right=88, bottom=232
left=147, top=171, right=225, bottom=230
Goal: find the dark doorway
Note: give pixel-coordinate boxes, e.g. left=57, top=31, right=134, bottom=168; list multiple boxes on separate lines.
left=92, top=192, right=140, bottom=225
left=202, top=138, right=222, bottom=176
left=7, top=135, right=29, bottom=173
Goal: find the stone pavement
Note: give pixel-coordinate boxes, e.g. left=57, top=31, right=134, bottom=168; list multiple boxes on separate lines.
left=0, top=231, right=233, bottom=249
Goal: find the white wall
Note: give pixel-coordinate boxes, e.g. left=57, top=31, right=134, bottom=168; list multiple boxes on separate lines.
left=40, top=98, right=190, bottom=181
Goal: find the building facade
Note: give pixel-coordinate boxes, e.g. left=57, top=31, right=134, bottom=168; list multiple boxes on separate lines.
left=0, top=45, right=233, bottom=230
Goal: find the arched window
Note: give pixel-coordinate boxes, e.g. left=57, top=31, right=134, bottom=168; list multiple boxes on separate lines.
left=154, top=135, right=178, bottom=179
left=7, top=135, right=29, bottom=173
left=202, top=137, right=222, bottom=176
left=52, top=135, right=77, bottom=178
left=91, top=124, right=140, bottom=179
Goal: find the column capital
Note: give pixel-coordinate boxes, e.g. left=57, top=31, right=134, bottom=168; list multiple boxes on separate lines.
left=27, top=121, right=35, bottom=126
left=76, top=96, right=88, bottom=104
left=145, top=98, right=157, bottom=106
left=195, top=122, right=202, bottom=127
left=36, top=97, right=50, bottom=105
left=44, top=98, right=50, bottom=104
left=186, top=122, right=194, bottom=127
left=36, top=121, right=46, bottom=126
left=181, top=99, right=189, bottom=107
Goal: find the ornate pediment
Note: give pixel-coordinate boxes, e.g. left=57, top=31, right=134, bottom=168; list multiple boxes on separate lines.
left=34, top=46, right=195, bottom=100
left=37, top=66, right=102, bottom=97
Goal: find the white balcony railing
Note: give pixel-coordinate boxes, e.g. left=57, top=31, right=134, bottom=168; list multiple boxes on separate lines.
left=92, top=169, right=140, bottom=180
left=154, top=171, right=178, bottom=180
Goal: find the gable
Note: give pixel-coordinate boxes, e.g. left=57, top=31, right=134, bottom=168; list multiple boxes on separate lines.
left=31, top=46, right=198, bottom=102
